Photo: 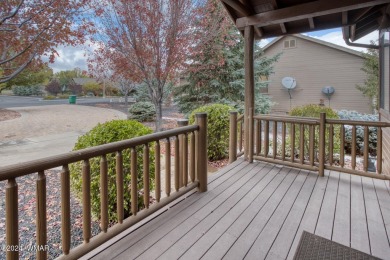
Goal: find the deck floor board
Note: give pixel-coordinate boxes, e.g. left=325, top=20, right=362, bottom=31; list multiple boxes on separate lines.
left=89, top=161, right=390, bottom=260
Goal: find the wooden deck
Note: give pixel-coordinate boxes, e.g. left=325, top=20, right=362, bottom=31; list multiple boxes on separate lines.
left=87, top=159, right=390, bottom=260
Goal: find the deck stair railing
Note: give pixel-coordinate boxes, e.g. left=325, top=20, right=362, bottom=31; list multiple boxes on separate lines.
left=229, top=112, right=390, bottom=180
left=0, top=113, right=207, bottom=260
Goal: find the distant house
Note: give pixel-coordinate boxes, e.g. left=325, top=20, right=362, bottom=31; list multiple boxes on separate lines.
left=262, top=34, right=371, bottom=114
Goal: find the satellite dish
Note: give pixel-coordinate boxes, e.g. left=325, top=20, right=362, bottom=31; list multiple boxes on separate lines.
left=322, top=86, right=335, bottom=96
left=322, top=86, right=335, bottom=107
left=282, top=77, right=297, bottom=90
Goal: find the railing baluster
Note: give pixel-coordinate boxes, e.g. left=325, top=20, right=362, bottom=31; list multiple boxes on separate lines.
left=229, top=111, right=238, bottom=163
left=175, top=136, right=180, bottom=191
left=329, top=124, right=334, bottom=165
left=273, top=121, right=277, bottom=159
left=290, top=123, right=295, bottom=162
left=190, top=132, right=195, bottom=182
left=281, top=122, right=286, bottom=161
left=61, top=165, right=71, bottom=255
left=299, top=124, right=304, bottom=164
left=143, top=144, right=150, bottom=209
left=377, top=127, right=382, bottom=174
left=100, top=155, right=108, bottom=232
left=6, top=178, right=18, bottom=259
left=257, top=120, right=262, bottom=155
left=36, top=171, right=47, bottom=260
left=239, top=119, right=243, bottom=152
left=165, top=139, right=171, bottom=196
left=183, top=133, right=188, bottom=187
left=309, top=125, right=315, bottom=166
left=115, top=153, right=123, bottom=224
left=155, top=141, right=161, bottom=202
left=364, top=126, right=369, bottom=172
left=264, top=120, right=269, bottom=157
left=340, top=125, right=345, bottom=167
left=352, top=126, right=357, bottom=170
left=83, top=159, right=92, bottom=241
left=131, top=148, right=138, bottom=215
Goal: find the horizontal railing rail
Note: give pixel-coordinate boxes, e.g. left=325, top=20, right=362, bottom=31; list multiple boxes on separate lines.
left=0, top=114, right=208, bottom=260
left=229, top=112, right=390, bottom=181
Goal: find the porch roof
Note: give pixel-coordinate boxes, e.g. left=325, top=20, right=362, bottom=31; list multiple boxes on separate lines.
left=220, top=0, right=390, bottom=40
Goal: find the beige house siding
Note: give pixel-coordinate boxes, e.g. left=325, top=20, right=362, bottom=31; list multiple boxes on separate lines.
left=263, top=35, right=371, bottom=114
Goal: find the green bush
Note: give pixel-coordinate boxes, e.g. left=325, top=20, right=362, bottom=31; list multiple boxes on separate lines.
left=43, top=95, right=56, bottom=100
left=288, top=104, right=340, bottom=160
left=189, top=104, right=233, bottom=161
left=57, top=94, right=70, bottom=99
left=70, top=120, right=155, bottom=222
left=12, top=85, right=43, bottom=96
left=128, top=102, right=156, bottom=122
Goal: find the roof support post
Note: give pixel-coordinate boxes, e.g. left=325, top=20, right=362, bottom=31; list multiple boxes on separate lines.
left=244, top=25, right=255, bottom=162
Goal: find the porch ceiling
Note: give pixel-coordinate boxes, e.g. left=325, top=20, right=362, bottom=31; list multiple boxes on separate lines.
left=220, top=0, right=390, bottom=40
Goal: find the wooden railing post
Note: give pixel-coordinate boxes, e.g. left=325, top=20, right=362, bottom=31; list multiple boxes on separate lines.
left=6, top=178, right=18, bottom=260
left=319, top=112, right=326, bottom=177
left=196, top=113, right=208, bottom=192
left=248, top=108, right=254, bottom=163
left=229, top=111, right=238, bottom=164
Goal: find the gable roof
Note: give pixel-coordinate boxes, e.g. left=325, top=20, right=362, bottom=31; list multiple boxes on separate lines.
left=262, top=34, right=364, bottom=58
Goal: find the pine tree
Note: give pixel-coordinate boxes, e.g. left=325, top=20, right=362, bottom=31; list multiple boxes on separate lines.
left=175, top=0, right=280, bottom=115
left=356, top=43, right=379, bottom=112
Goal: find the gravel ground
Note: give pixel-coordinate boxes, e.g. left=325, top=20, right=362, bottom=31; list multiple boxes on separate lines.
left=0, top=169, right=101, bottom=259
left=0, top=109, right=21, bottom=122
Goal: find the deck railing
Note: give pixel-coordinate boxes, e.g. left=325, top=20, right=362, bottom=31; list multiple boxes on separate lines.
left=0, top=113, right=208, bottom=260
left=229, top=112, right=244, bottom=163
left=229, top=112, right=390, bottom=180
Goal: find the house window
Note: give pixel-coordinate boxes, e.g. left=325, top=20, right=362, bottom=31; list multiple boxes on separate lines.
left=283, top=39, right=296, bottom=49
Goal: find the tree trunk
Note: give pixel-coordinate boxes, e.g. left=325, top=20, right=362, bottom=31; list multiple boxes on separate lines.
left=155, top=101, right=163, bottom=132
left=124, top=93, right=128, bottom=106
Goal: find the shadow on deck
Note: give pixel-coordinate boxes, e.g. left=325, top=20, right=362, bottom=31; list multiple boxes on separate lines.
left=83, top=159, right=390, bottom=260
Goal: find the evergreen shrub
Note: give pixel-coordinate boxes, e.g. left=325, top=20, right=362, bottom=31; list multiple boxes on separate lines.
left=338, top=110, right=378, bottom=155
left=70, top=120, right=155, bottom=222
left=128, top=102, right=156, bottom=122
left=288, top=104, right=340, bottom=160
left=12, top=85, right=43, bottom=96
left=189, top=104, right=233, bottom=161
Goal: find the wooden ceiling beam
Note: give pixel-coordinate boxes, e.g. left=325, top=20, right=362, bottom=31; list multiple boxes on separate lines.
left=308, top=17, right=315, bottom=29
left=280, top=23, right=287, bottom=33
left=236, top=0, right=390, bottom=29
left=222, top=0, right=264, bottom=38
left=222, top=0, right=251, bottom=16
left=342, top=11, right=348, bottom=25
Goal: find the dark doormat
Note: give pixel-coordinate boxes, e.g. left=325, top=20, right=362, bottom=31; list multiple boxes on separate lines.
left=293, top=231, right=382, bottom=260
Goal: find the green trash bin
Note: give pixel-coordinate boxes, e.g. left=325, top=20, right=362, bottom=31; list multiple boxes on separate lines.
left=69, top=95, right=77, bottom=104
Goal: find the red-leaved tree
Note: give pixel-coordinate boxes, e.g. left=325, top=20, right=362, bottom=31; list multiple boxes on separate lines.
left=0, top=0, right=91, bottom=83
left=89, top=0, right=203, bottom=131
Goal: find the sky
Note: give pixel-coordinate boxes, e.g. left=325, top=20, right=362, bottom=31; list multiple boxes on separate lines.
left=48, top=28, right=379, bottom=73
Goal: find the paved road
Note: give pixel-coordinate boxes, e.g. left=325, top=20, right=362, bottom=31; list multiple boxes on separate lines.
left=0, top=105, right=127, bottom=167
left=0, top=95, right=116, bottom=108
